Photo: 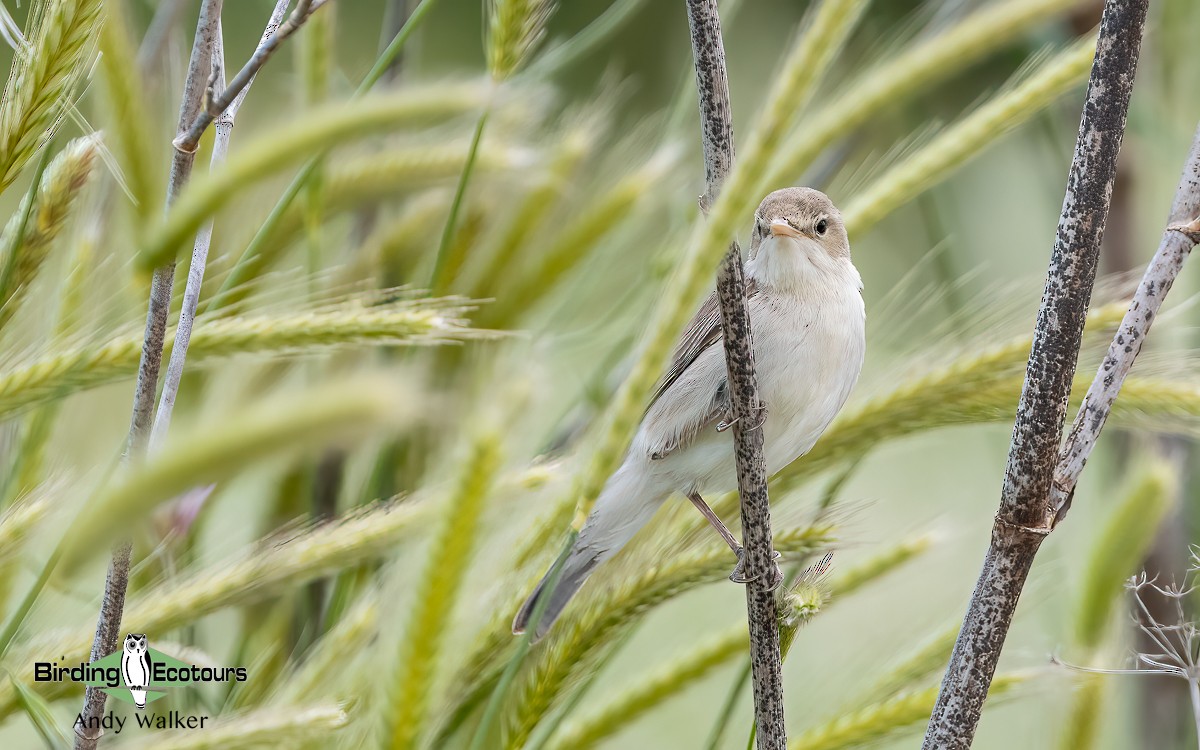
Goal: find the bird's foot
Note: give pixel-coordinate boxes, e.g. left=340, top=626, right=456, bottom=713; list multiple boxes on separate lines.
left=729, top=547, right=783, bottom=589
left=716, top=402, right=768, bottom=433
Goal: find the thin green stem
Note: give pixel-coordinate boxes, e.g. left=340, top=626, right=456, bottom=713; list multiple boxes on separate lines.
left=529, top=0, right=649, bottom=76
left=0, top=543, right=63, bottom=661
left=360, top=0, right=444, bottom=95
left=705, top=661, right=751, bottom=750
left=0, top=143, right=52, bottom=310
left=431, top=108, right=490, bottom=292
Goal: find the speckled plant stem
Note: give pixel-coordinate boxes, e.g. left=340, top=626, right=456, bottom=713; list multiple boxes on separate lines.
left=75, top=4, right=223, bottom=748
left=685, top=1, right=785, bottom=748
left=1050, top=126, right=1200, bottom=519
left=922, top=1, right=1149, bottom=748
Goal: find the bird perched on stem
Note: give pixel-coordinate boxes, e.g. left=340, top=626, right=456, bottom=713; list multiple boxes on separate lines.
left=514, top=187, right=865, bottom=640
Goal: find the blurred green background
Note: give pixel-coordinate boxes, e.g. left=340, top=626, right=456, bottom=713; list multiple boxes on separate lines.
left=1, top=0, right=1200, bottom=748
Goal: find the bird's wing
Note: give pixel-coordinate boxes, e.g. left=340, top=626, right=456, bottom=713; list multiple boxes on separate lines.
left=643, top=277, right=758, bottom=460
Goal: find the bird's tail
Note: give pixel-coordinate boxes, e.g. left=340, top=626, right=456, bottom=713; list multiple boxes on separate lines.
left=513, top=463, right=666, bottom=641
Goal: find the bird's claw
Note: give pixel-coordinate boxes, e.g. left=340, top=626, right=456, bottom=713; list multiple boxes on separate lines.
left=729, top=547, right=783, bottom=589
left=716, top=403, right=768, bottom=433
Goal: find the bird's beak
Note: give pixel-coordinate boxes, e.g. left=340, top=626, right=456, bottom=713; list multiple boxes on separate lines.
left=768, top=220, right=802, bottom=239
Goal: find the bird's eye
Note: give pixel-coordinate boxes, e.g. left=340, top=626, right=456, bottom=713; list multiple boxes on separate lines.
left=815, top=218, right=828, bottom=236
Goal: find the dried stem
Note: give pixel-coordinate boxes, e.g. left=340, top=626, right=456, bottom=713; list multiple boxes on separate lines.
left=922, top=1, right=1149, bottom=748
left=74, top=3, right=224, bottom=745
left=685, top=1, right=785, bottom=748
left=173, top=0, right=330, bottom=155
left=151, top=1, right=291, bottom=449
left=1050, top=125, right=1200, bottom=518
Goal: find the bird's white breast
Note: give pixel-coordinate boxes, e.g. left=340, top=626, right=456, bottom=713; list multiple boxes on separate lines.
left=638, top=261, right=865, bottom=497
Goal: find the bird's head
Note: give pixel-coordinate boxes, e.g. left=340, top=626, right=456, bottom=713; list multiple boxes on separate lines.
left=747, top=187, right=857, bottom=292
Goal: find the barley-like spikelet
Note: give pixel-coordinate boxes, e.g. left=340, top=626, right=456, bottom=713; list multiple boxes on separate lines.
left=387, top=434, right=503, bottom=749
left=548, top=536, right=928, bottom=749
left=766, top=303, right=1129, bottom=497
left=281, top=597, right=379, bottom=704
left=777, top=572, right=827, bottom=657
left=765, top=0, right=1083, bottom=188
left=468, top=130, right=589, bottom=299
left=1058, top=674, right=1105, bottom=750
left=0, top=494, right=49, bottom=563
left=501, top=524, right=836, bottom=747
left=1074, top=461, right=1175, bottom=650
left=856, top=622, right=960, bottom=705
left=0, top=134, right=100, bottom=330
left=56, top=380, right=409, bottom=570
left=487, top=0, right=557, bottom=81
left=549, top=629, right=746, bottom=750
left=0, top=0, right=103, bottom=193
left=2, top=234, right=94, bottom=503
left=0, top=502, right=427, bottom=721
left=841, top=39, right=1096, bottom=236
left=829, top=534, right=934, bottom=598
left=0, top=298, right=494, bottom=419
left=114, top=703, right=348, bottom=750
left=788, top=673, right=1028, bottom=750
left=1059, top=461, right=1176, bottom=750
left=485, top=147, right=676, bottom=325
left=136, top=84, right=488, bottom=272
left=351, top=193, right=449, bottom=283
left=98, top=0, right=157, bottom=229
left=570, top=0, right=867, bottom=528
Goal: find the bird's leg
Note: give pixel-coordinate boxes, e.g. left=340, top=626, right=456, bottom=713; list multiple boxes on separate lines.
left=687, top=492, right=781, bottom=585
left=687, top=492, right=741, bottom=554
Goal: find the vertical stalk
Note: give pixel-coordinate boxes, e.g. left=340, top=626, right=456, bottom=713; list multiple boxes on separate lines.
left=74, top=4, right=224, bottom=746
left=922, top=1, right=1148, bottom=747
left=684, top=1, right=785, bottom=747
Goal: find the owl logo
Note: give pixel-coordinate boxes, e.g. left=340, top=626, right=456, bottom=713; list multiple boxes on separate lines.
left=120, top=634, right=152, bottom=710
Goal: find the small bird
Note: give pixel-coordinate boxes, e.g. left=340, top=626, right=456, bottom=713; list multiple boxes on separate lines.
left=513, top=187, right=866, bottom=640
left=121, top=633, right=152, bottom=710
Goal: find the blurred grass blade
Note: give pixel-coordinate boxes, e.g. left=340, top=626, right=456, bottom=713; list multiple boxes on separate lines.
left=765, top=0, right=1085, bottom=188
left=387, top=432, right=503, bottom=749
left=279, top=597, right=379, bottom=704
left=136, top=85, right=486, bottom=272
left=470, top=530, right=578, bottom=750
left=431, top=109, right=491, bottom=293
left=58, top=380, right=407, bottom=569
left=210, top=0, right=447, bottom=312
left=501, top=525, right=835, bottom=747
left=484, top=147, right=677, bottom=325
left=0, top=0, right=103, bottom=193
left=98, top=0, right=158, bottom=229
left=841, top=39, right=1096, bottom=236
left=1061, top=458, right=1177, bottom=750
left=857, top=622, right=960, bottom=705
left=787, top=673, right=1028, bottom=750
left=0, top=380, right=405, bottom=668
left=6, top=667, right=70, bottom=748
left=769, top=303, right=1128, bottom=495
left=467, top=130, right=588, bottom=298
left=0, top=502, right=428, bottom=722
left=530, top=0, right=647, bottom=76
left=1073, top=459, right=1176, bottom=649
left=551, top=629, right=746, bottom=750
